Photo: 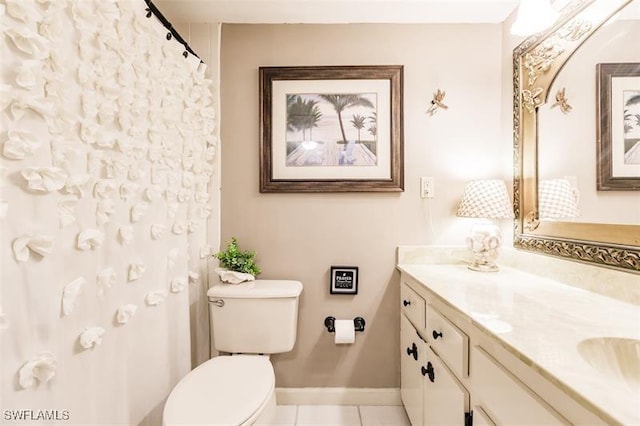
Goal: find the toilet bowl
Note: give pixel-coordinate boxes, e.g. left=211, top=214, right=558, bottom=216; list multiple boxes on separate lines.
left=163, top=355, right=276, bottom=426
left=162, top=280, right=302, bottom=425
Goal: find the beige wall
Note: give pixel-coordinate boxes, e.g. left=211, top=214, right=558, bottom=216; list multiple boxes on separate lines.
left=220, top=23, right=508, bottom=387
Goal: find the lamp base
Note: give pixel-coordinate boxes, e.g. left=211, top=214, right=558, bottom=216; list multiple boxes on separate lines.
left=468, top=261, right=499, bottom=273
left=466, top=219, right=502, bottom=273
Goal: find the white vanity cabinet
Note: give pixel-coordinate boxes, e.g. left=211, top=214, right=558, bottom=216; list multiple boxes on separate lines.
left=400, top=284, right=426, bottom=426
left=399, top=269, right=610, bottom=426
left=422, top=345, right=470, bottom=425
left=400, top=314, right=426, bottom=426
left=400, top=281, right=470, bottom=426
left=470, top=406, right=495, bottom=426
left=426, top=305, right=469, bottom=379
left=470, top=346, right=565, bottom=425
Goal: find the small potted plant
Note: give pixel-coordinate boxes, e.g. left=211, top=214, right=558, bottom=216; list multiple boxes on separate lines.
left=213, top=237, right=261, bottom=284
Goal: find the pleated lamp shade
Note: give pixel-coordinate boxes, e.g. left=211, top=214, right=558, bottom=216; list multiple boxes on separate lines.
left=539, top=178, right=580, bottom=219
left=457, top=180, right=514, bottom=219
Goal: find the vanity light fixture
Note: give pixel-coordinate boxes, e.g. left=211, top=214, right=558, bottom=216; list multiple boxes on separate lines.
left=457, top=180, right=514, bottom=272
left=510, top=0, right=559, bottom=36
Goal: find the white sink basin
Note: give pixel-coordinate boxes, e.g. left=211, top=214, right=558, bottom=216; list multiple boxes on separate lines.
left=577, top=337, right=640, bottom=390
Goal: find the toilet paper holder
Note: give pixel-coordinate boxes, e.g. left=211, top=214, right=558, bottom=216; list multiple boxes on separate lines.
left=324, top=316, right=366, bottom=333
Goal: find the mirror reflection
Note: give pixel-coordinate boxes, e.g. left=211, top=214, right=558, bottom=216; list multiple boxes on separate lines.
left=514, top=0, right=640, bottom=272
left=537, top=0, right=640, bottom=226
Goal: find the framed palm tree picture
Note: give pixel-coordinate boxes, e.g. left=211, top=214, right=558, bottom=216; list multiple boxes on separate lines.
left=596, top=62, right=640, bottom=190
left=259, top=65, right=404, bottom=192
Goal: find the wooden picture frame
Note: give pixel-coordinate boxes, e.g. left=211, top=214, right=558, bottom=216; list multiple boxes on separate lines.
left=259, top=65, right=404, bottom=193
left=596, top=62, right=640, bottom=191
left=329, top=266, right=359, bottom=295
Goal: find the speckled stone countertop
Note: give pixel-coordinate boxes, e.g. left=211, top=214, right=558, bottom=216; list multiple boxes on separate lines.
left=397, top=263, right=640, bottom=425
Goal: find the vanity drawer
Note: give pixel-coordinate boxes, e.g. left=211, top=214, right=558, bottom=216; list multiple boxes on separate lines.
left=401, top=282, right=426, bottom=330
left=426, top=305, right=469, bottom=378
left=471, top=346, right=567, bottom=425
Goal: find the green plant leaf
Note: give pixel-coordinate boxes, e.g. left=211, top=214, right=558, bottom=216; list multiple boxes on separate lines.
left=213, top=237, right=261, bottom=276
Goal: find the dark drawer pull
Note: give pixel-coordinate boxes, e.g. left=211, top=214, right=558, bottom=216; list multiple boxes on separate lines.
left=432, top=330, right=443, bottom=340
left=421, top=362, right=435, bottom=382
left=403, top=300, right=411, bottom=307
left=406, top=342, right=418, bottom=360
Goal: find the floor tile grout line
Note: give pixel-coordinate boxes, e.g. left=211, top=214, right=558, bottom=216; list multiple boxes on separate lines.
left=288, top=404, right=412, bottom=426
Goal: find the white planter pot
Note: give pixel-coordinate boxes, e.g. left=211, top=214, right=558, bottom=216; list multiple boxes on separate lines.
left=215, top=268, right=255, bottom=284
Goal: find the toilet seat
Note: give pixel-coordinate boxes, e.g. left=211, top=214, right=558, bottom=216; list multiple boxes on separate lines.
left=163, top=355, right=275, bottom=425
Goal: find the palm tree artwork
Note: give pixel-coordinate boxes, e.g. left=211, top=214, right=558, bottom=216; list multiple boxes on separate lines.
left=367, top=111, right=377, bottom=140
left=318, top=94, right=374, bottom=146
left=623, top=91, right=640, bottom=165
left=285, top=92, right=377, bottom=167
left=287, top=95, right=322, bottom=141
left=350, top=114, right=366, bottom=143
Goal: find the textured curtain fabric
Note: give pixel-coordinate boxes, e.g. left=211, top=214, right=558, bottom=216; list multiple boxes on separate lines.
left=0, top=0, right=216, bottom=424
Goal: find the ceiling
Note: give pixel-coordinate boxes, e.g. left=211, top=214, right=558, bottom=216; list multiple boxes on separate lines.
left=153, top=0, right=522, bottom=24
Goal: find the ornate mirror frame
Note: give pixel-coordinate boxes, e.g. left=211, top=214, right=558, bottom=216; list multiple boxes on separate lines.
left=513, top=0, right=640, bottom=273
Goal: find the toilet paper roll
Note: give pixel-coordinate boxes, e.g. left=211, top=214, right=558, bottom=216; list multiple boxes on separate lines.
left=334, top=320, right=355, bottom=344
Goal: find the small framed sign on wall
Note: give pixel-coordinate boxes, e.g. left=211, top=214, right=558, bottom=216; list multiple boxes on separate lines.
left=330, top=266, right=359, bottom=295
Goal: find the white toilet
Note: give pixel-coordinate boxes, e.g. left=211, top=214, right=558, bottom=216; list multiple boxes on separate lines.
left=163, top=279, right=303, bottom=425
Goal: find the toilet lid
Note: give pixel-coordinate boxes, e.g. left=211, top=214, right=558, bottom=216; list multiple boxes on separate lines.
left=163, top=355, right=274, bottom=425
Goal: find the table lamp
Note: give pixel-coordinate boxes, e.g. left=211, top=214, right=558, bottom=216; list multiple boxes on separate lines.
left=457, top=180, right=514, bottom=272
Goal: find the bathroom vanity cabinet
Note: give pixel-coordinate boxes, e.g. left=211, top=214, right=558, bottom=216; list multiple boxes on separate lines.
left=400, top=282, right=470, bottom=426
left=400, top=281, right=426, bottom=426
left=398, top=265, right=635, bottom=426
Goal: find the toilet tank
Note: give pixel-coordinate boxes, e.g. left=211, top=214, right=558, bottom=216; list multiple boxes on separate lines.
left=208, top=280, right=303, bottom=354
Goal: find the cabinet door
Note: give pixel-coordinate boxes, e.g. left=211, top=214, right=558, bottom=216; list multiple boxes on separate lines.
left=401, top=315, right=425, bottom=426
left=471, top=346, right=566, bottom=425
left=472, top=406, right=496, bottom=426
left=423, top=346, right=469, bottom=426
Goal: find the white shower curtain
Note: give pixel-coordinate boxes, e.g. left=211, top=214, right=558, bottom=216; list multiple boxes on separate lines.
left=0, top=0, right=216, bottom=423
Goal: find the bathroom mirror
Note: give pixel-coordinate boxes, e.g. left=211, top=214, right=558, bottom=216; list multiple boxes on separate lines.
left=513, top=0, right=640, bottom=272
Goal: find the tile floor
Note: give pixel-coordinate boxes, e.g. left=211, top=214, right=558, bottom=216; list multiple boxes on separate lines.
left=273, top=405, right=411, bottom=426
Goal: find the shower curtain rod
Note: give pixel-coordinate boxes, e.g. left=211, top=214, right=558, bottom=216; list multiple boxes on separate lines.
left=144, top=0, right=201, bottom=61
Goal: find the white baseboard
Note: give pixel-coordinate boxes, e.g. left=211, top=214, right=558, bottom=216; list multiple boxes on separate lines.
left=275, top=388, right=401, bottom=406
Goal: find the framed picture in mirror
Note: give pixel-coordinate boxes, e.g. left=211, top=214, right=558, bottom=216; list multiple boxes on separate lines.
left=596, top=62, right=640, bottom=190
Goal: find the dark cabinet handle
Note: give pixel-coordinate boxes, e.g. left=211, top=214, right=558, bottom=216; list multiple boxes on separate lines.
left=421, top=362, right=435, bottom=382
left=406, top=342, right=418, bottom=360
left=403, top=300, right=411, bottom=307
left=432, top=330, right=443, bottom=340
